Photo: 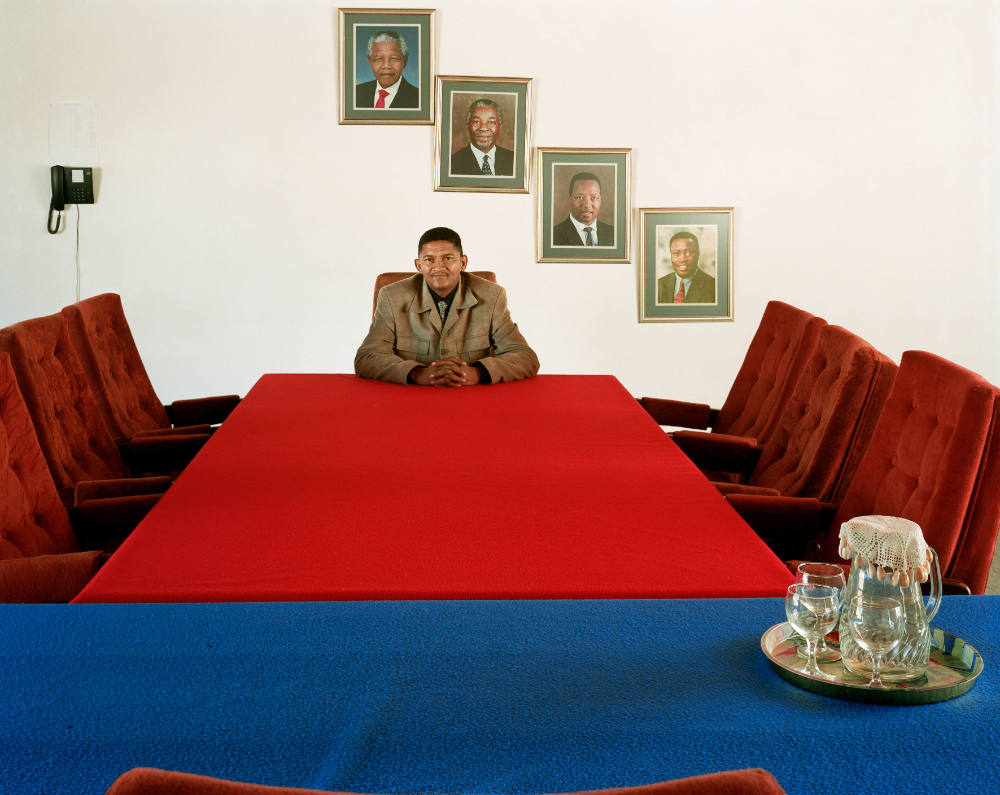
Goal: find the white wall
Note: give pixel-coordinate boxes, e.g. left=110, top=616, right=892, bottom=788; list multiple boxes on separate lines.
left=2, top=0, right=998, bottom=405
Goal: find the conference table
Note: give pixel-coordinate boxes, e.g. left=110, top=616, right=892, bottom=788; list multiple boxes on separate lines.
left=4, top=596, right=996, bottom=795
left=74, top=374, right=794, bottom=602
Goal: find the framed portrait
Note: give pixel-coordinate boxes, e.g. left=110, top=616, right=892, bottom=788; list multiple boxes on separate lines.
left=638, top=207, right=734, bottom=322
left=338, top=8, right=436, bottom=124
left=536, top=148, right=631, bottom=263
left=434, top=76, right=532, bottom=192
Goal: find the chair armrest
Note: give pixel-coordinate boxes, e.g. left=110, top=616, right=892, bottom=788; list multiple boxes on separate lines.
left=941, top=578, right=973, bottom=596
left=71, top=493, right=163, bottom=551
left=726, top=494, right=836, bottom=560
left=0, top=551, right=106, bottom=603
left=638, top=397, right=718, bottom=429
left=714, top=482, right=782, bottom=498
left=74, top=476, right=171, bottom=505
left=121, top=433, right=208, bottom=476
left=165, top=395, right=240, bottom=427
left=132, top=424, right=213, bottom=438
left=671, top=430, right=763, bottom=474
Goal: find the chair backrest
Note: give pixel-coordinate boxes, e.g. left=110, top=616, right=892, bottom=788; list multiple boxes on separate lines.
left=822, top=351, right=996, bottom=573
left=713, top=301, right=826, bottom=439
left=948, top=390, right=1000, bottom=593
left=105, top=767, right=786, bottom=795
left=745, top=325, right=897, bottom=501
left=372, top=271, right=498, bottom=317
left=0, top=314, right=128, bottom=500
left=60, top=293, right=170, bottom=439
left=0, top=353, right=77, bottom=559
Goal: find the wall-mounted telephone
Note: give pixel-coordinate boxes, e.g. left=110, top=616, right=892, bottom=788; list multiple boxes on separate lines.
left=48, top=165, right=95, bottom=234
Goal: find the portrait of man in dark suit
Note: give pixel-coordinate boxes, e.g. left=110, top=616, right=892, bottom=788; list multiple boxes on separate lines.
left=656, top=231, right=717, bottom=304
left=552, top=171, right=615, bottom=247
left=355, top=29, right=419, bottom=110
left=450, top=98, right=514, bottom=176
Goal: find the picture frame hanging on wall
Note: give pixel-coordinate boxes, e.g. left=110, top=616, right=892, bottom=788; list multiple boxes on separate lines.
left=434, top=75, right=532, bottom=193
left=536, top=148, right=631, bottom=263
left=638, top=207, right=734, bottom=322
left=338, top=8, right=436, bottom=124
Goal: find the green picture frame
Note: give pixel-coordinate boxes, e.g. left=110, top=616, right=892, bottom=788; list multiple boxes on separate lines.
left=638, top=207, right=734, bottom=322
left=536, top=148, right=630, bottom=263
left=434, top=75, right=532, bottom=193
left=339, top=8, right=436, bottom=125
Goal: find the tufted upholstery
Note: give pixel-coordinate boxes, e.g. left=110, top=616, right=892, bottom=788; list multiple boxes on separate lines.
left=733, top=325, right=897, bottom=500
left=640, top=302, right=825, bottom=440
left=818, top=351, right=996, bottom=573
left=373, top=271, right=497, bottom=318
left=0, top=353, right=104, bottom=601
left=106, top=767, right=786, bottom=795
left=60, top=293, right=171, bottom=439
left=0, top=314, right=127, bottom=500
left=949, top=391, right=1000, bottom=593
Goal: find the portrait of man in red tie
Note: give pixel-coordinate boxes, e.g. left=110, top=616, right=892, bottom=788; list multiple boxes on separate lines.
left=354, top=29, right=419, bottom=110
left=656, top=230, right=717, bottom=305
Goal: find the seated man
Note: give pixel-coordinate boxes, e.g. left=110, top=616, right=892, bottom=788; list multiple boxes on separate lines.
left=355, top=227, right=539, bottom=386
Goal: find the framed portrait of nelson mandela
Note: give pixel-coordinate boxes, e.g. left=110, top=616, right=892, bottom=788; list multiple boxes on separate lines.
left=339, top=8, right=436, bottom=124
left=638, top=207, right=734, bottom=322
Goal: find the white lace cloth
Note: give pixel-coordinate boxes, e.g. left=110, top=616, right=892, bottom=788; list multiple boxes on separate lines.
left=838, top=515, right=933, bottom=586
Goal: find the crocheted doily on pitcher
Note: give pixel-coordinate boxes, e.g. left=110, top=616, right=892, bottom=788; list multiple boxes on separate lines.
left=838, top=515, right=933, bottom=587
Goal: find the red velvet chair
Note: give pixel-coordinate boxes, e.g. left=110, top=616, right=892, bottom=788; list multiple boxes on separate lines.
left=0, top=353, right=106, bottom=600
left=60, top=293, right=240, bottom=440
left=639, top=301, right=825, bottom=443
left=105, top=767, right=786, bottom=795
left=673, top=325, right=897, bottom=502
left=0, top=316, right=181, bottom=546
left=728, top=351, right=996, bottom=591
left=372, top=271, right=497, bottom=318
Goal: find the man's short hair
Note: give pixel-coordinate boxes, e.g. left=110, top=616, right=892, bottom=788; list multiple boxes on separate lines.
left=465, top=98, right=503, bottom=126
left=418, top=226, right=463, bottom=255
left=568, top=171, right=602, bottom=195
left=366, top=30, right=408, bottom=60
left=669, top=231, right=699, bottom=252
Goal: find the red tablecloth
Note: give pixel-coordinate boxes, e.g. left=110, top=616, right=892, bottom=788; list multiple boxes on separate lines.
left=74, top=374, right=794, bottom=602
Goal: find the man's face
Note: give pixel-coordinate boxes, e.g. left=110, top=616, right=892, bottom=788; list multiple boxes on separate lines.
left=467, top=106, right=501, bottom=153
left=569, top=180, right=602, bottom=226
left=368, top=40, right=406, bottom=89
left=669, top=238, right=700, bottom=279
left=415, top=240, right=468, bottom=297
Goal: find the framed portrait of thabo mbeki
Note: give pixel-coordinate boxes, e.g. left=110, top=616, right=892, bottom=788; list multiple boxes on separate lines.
left=434, top=76, right=532, bottom=192
left=536, top=148, right=631, bottom=263
left=638, top=207, right=734, bottom=322
left=339, top=8, right=436, bottom=124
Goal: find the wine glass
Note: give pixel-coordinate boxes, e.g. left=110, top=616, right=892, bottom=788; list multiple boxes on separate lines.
left=846, top=594, right=904, bottom=687
left=796, top=562, right=847, bottom=661
left=785, top=583, right=840, bottom=678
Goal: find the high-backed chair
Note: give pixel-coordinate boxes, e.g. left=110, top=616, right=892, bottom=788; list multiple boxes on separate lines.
left=0, top=315, right=179, bottom=519
left=0, top=353, right=105, bottom=600
left=105, top=767, right=787, bottom=795
left=639, top=301, right=826, bottom=445
left=372, top=271, right=497, bottom=318
left=674, top=325, right=897, bottom=501
left=728, top=351, right=996, bottom=589
left=60, top=293, right=240, bottom=440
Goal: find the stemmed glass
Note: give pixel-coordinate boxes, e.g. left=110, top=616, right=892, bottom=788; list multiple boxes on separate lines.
left=845, top=594, right=904, bottom=687
left=785, top=583, right=841, bottom=678
left=796, top=562, right=847, bottom=661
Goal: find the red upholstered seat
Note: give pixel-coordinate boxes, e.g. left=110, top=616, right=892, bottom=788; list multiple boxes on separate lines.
left=729, top=351, right=996, bottom=586
left=687, top=325, right=897, bottom=501
left=60, top=293, right=239, bottom=439
left=105, top=767, right=786, bottom=795
left=640, top=301, right=826, bottom=441
left=372, top=271, right=497, bottom=318
left=0, top=353, right=104, bottom=601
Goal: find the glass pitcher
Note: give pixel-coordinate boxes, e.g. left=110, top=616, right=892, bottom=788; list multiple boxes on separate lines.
left=839, top=547, right=942, bottom=682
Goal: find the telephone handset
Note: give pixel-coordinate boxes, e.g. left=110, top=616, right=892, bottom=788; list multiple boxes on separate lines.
left=48, top=165, right=95, bottom=234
